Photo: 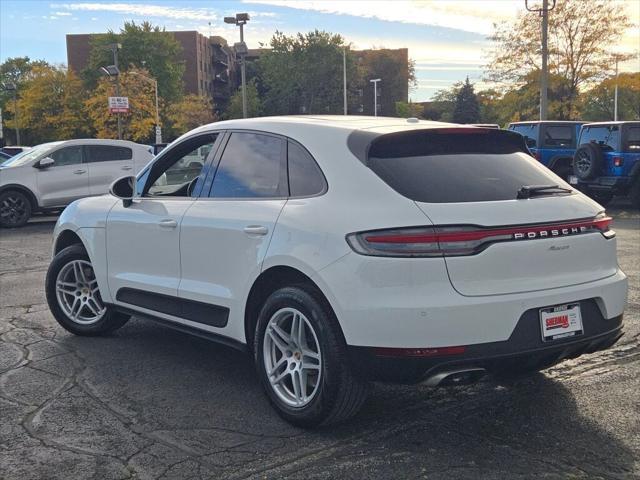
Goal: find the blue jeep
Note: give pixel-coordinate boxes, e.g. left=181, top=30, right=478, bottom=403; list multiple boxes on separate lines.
left=571, top=121, right=640, bottom=207
left=507, top=121, right=585, bottom=180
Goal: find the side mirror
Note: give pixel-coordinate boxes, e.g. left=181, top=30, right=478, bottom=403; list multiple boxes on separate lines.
left=109, top=175, right=136, bottom=207
left=37, top=157, right=55, bottom=169
left=525, top=137, right=537, bottom=148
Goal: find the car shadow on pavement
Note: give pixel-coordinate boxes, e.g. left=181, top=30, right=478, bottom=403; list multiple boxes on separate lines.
left=49, top=316, right=636, bottom=478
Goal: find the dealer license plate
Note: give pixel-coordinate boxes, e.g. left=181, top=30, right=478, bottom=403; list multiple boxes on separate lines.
left=568, top=175, right=579, bottom=185
left=540, top=303, right=583, bottom=342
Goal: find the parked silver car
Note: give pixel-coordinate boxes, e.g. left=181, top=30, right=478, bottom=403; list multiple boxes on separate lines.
left=0, top=139, right=153, bottom=227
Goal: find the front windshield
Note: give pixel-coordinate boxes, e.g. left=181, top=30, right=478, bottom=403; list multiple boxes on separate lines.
left=0, top=142, right=62, bottom=167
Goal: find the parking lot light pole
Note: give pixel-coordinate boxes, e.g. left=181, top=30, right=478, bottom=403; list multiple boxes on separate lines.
left=225, top=13, right=250, bottom=118
left=131, top=71, right=161, bottom=143
left=2, top=83, right=20, bottom=145
left=370, top=78, right=381, bottom=117
left=106, top=43, right=123, bottom=139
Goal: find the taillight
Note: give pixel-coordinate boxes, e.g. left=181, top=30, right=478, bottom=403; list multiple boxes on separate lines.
left=346, top=215, right=615, bottom=257
left=613, top=156, right=623, bottom=167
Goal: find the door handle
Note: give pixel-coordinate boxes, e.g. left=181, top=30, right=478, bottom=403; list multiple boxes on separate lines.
left=121, top=166, right=133, bottom=171
left=243, top=225, right=268, bottom=236
left=158, top=219, right=178, bottom=229
left=73, top=169, right=87, bottom=174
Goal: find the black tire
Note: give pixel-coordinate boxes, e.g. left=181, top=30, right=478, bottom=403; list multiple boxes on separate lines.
left=0, top=189, right=32, bottom=228
left=551, top=160, right=572, bottom=182
left=254, top=285, right=368, bottom=427
left=573, top=143, right=603, bottom=180
left=45, top=244, right=130, bottom=336
left=629, top=177, right=640, bottom=210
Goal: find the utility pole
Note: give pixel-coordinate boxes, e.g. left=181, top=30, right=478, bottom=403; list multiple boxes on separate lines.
left=526, top=0, right=556, bottom=121
left=12, top=87, right=20, bottom=145
left=109, top=43, right=123, bottom=139
left=370, top=78, right=381, bottom=116
left=131, top=71, right=161, bottom=143
left=343, top=47, right=347, bottom=115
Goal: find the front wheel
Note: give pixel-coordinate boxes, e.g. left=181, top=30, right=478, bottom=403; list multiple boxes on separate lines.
left=0, top=190, right=32, bottom=228
left=45, top=244, right=130, bottom=336
left=254, top=286, right=368, bottom=427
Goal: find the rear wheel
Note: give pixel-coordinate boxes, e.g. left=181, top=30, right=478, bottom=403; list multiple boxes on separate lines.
left=590, top=191, right=614, bottom=207
left=254, top=286, right=368, bottom=427
left=46, top=244, right=130, bottom=336
left=0, top=190, right=32, bottom=228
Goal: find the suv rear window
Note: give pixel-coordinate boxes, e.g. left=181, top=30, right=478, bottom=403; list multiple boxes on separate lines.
left=367, top=130, right=563, bottom=203
left=580, top=126, right=620, bottom=151
left=509, top=124, right=539, bottom=147
left=543, top=125, right=574, bottom=147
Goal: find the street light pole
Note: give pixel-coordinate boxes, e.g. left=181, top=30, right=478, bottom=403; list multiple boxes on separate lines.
left=343, top=47, right=347, bottom=115
left=614, top=55, right=619, bottom=121
left=12, top=87, right=20, bottom=145
left=108, top=43, right=123, bottom=139
left=370, top=78, right=381, bottom=117
left=225, top=13, right=250, bottom=119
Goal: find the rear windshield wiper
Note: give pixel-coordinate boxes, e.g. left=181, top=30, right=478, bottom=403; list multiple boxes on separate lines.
left=517, top=184, right=572, bottom=199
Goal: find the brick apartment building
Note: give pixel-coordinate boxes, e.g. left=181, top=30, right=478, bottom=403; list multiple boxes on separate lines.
left=67, top=31, right=409, bottom=116
left=67, top=31, right=237, bottom=112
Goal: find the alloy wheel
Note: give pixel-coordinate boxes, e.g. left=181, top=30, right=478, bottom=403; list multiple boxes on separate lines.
left=55, top=259, right=106, bottom=325
left=0, top=194, right=29, bottom=226
left=263, top=307, right=322, bottom=407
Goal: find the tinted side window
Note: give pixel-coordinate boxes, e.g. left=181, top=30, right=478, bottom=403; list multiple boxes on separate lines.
left=543, top=125, right=573, bottom=147
left=510, top=124, right=538, bottom=147
left=624, top=126, right=640, bottom=152
left=86, top=145, right=132, bottom=162
left=210, top=132, right=285, bottom=198
left=50, top=146, right=83, bottom=166
left=580, top=126, right=619, bottom=151
left=287, top=141, right=326, bottom=197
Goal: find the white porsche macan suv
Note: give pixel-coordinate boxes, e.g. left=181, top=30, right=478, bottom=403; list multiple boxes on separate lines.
left=45, top=116, right=627, bottom=426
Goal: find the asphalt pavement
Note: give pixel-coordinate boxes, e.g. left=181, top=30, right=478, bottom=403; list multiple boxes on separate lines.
left=1, top=205, right=638, bottom=479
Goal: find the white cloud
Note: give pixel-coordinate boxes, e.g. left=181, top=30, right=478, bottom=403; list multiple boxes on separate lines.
left=51, top=3, right=219, bottom=21
left=242, top=0, right=522, bottom=34
left=53, top=11, right=72, bottom=16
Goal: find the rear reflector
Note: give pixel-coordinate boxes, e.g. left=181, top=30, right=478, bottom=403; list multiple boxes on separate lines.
left=346, top=215, right=614, bottom=257
left=373, top=346, right=467, bottom=358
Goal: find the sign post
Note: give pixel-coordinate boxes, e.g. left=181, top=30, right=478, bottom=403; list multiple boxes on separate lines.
left=108, top=96, right=129, bottom=114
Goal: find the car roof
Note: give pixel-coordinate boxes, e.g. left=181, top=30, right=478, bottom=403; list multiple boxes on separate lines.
left=581, top=121, right=640, bottom=127
left=508, top=120, right=585, bottom=125
left=191, top=115, right=463, bottom=138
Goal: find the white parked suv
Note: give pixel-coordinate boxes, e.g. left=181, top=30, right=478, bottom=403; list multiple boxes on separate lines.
left=0, top=139, right=153, bottom=227
left=45, top=117, right=628, bottom=426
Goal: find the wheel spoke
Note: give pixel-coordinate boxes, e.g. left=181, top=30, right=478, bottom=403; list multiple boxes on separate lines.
left=267, top=355, right=286, bottom=376
left=271, top=323, right=291, bottom=346
left=85, top=299, right=100, bottom=316
left=301, top=347, right=320, bottom=361
left=267, top=329, right=289, bottom=354
left=270, top=368, right=289, bottom=386
left=56, top=281, right=77, bottom=294
left=70, top=298, right=82, bottom=319
left=291, top=370, right=303, bottom=403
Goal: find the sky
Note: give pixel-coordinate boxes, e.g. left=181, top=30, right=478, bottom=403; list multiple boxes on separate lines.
left=0, top=0, right=638, bottom=101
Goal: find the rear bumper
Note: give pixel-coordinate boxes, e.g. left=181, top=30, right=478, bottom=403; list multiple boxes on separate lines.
left=349, top=300, right=624, bottom=383
left=577, top=176, right=631, bottom=194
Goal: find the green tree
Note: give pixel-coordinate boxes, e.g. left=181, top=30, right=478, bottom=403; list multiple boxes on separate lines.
left=452, top=77, right=480, bottom=124
left=486, top=0, right=632, bottom=115
left=395, top=101, right=423, bottom=118
left=580, top=72, right=640, bottom=121
left=0, top=57, right=51, bottom=143
left=3, top=65, right=91, bottom=145
left=167, top=94, right=217, bottom=137
left=258, top=30, right=359, bottom=115
left=84, top=70, right=156, bottom=142
left=223, top=81, right=263, bottom=119
left=84, top=21, right=184, bottom=101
